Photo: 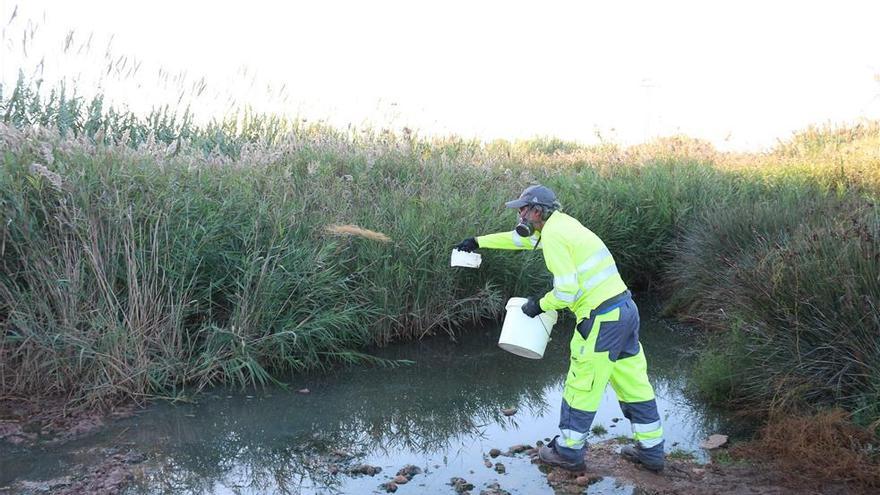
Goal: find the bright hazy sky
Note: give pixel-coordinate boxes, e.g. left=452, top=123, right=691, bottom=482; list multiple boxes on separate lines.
left=2, top=0, right=879, bottom=150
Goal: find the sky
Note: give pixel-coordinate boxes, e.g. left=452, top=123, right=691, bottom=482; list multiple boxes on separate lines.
left=1, top=0, right=879, bottom=151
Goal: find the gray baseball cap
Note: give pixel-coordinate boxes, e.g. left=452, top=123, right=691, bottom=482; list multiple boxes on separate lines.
left=504, top=184, right=559, bottom=209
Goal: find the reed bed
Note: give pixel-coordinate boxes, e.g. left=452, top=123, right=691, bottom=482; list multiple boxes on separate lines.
left=1, top=77, right=879, bottom=433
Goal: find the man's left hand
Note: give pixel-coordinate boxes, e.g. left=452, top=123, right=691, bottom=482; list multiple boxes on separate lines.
left=521, top=297, right=543, bottom=318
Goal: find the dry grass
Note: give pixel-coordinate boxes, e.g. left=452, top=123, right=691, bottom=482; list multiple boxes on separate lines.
left=734, top=409, right=880, bottom=489
left=324, top=224, right=392, bottom=243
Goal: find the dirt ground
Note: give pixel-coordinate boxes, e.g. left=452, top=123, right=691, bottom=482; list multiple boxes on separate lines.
left=532, top=440, right=861, bottom=495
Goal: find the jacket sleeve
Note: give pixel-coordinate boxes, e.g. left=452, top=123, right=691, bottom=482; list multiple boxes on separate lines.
left=476, top=231, right=542, bottom=250
left=539, top=234, right=580, bottom=311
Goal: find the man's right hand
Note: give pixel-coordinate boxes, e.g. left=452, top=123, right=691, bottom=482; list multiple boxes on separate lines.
left=455, top=237, right=479, bottom=252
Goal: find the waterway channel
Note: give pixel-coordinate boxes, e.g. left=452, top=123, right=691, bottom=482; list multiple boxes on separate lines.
left=2, top=298, right=743, bottom=494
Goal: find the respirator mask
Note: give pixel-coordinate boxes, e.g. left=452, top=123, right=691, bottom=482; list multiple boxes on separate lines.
left=515, top=207, right=536, bottom=237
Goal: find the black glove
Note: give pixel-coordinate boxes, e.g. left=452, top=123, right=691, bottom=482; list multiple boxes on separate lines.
left=455, top=237, right=479, bottom=253
left=521, top=297, right=543, bottom=318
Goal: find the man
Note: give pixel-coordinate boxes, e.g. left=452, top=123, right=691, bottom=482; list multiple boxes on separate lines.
left=455, top=184, right=665, bottom=473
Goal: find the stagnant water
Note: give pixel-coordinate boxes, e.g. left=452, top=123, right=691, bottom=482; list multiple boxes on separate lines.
left=2, top=300, right=745, bottom=494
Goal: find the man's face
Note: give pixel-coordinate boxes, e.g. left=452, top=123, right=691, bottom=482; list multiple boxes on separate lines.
left=519, top=206, right=538, bottom=222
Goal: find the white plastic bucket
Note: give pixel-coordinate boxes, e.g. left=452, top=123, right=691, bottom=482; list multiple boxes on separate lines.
left=450, top=249, right=482, bottom=268
left=498, top=297, right=558, bottom=359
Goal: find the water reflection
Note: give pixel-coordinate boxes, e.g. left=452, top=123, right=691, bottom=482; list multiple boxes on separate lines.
left=6, top=300, right=745, bottom=494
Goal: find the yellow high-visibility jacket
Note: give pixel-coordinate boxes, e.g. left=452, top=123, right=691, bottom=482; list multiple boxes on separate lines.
left=476, top=211, right=627, bottom=322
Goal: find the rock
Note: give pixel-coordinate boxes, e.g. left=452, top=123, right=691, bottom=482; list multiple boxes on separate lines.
left=121, top=450, right=145, bottom=464
left=396, top=464, right=422, bottom=478
left=449, top=477, right=474, bottom=493
left=297, top=388, right=310, bottom=394
left=484, top=460, right=493, bottom=468
left=393, top=475, right=409, bottom=484
left=535, top=440, right=544, bottom=447
left=611, top=417, right=621, bottom=423
left=501, top=407, right=517, bottom=416
left=489, top=448, right=502, bottom=458
left=508, top=444, right=531, bottom=454
left=494, top=462, right=506, bottom=474
left=525, top=448, right=538, bottom=456
left=19, top=477, right=71, bottom=492
left=351, top=464, right=382, bottom=476
left=700, top=434, right=729, bottom=450
left=692, top=468, right=706, bottom=475
left=575, top=475, right=603, bottom=486
left=480, top=482, right=512, bottom=495
left=380, top=481, right=398, bottom=492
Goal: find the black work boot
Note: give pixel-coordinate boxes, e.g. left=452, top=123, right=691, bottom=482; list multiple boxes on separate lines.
left=620, top=444, right=664, bottom=473
left=537, top=436, right=586, bottom=472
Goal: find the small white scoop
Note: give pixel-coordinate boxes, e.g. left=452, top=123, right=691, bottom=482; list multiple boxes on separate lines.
left=450, top=249, right=482, bottom=268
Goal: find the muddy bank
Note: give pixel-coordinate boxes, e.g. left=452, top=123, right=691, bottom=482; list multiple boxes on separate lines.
left=6, top=448, right=147, bottom=495
left=0, top=397, right=137, bottom=447
left=535, top=440, right=858, bottom=495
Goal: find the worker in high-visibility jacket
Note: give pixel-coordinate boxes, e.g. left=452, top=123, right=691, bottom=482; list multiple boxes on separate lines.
left=455, top=184, right=665, bottom=473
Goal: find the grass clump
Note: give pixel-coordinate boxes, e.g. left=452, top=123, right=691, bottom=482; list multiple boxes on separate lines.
left=667, top=449, right=696, bottom=461
left=735, top=409, right=880, bottom=489
left=668, top=194, right=880, bottom=420
left=591, top=424, right=608, bottom=435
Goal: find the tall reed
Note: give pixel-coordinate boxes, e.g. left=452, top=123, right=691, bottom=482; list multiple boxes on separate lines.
left=2, top=76, right=879, bottom=427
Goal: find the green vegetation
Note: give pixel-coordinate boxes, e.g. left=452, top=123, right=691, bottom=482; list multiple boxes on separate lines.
left=591, top=424, right=608, bottom=435
left=666, top=449, right=696, bottom=461
left=1, top=76, right=878, bottom=432
left=709, top=450, right=740, bottom=466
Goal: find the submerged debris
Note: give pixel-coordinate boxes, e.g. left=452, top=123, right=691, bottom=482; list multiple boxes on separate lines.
left=479, top=482, right=511, bottom=495
left=396, top=464, right=422, bottom=478
left=501, top=407, right=517, bottom=416
left=350, top=464, right=382, bottom=476
left=449, top=476, right=474, bottom=493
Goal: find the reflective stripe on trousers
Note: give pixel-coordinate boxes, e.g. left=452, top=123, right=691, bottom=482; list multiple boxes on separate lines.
left=556, top=297, right=663, bottom=459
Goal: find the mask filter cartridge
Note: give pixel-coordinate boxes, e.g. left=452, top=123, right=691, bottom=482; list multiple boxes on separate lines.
left=515, top=209, right=533, bottom=237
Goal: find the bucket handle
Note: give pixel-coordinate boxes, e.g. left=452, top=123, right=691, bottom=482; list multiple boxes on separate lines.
left=537, top=313, right=552, bottom=339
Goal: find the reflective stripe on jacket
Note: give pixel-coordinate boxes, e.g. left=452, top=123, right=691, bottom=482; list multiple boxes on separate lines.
left=476, top=211, right=627, bottom=321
